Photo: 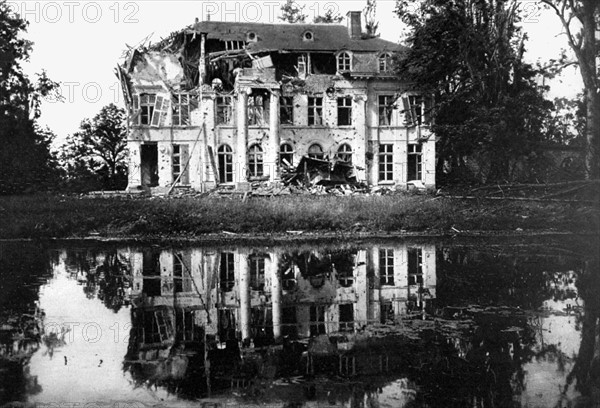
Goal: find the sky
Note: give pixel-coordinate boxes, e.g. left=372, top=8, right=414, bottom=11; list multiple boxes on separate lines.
left=10, top=0, right=583, bottom=145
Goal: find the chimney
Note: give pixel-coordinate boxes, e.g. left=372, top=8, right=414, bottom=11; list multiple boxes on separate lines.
left=346, top=11, right=361, bottom=39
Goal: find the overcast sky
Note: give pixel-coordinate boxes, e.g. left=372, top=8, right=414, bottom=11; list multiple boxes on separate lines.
left=11, top=0, right=582, bottom=144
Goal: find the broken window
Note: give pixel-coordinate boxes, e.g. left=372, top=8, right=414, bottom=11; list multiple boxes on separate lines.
left=309, top=305, right=326, bottom=336
left=248, top=94, right=269, bottom=126
left=378, top=144, right=394, bottom=181
left=135, top=93, right=156, bottom=125
left=248, top=144, right=264, bottom=177
left=217, top=144, right=233, bottom=183
left=337, top=96, right=352, bottom=126
left=408, top=248, right=423, bottom=285
left=280, top=96, right=294, bottom=125
left=224, top=40, right=245, bottom=51
left=216, top=96, right=233, bottom=125
left=151, top=95, right=170, bottom=127
left=173, top=253, right=192, bottom=293
left=172, top=94, right=191, bottom=126
left=339, top=303, right=354, bottom=332
left=337, top=51, right=351, bottom=72
left=402, top=94, right=424, bottom=126
left=249, top=255, right=265, bottom=291
left=379, top=53, right=392, bottom=72
left=379, top=249, right=394, bottom=286
left=336, top=143, right=353, bottom=163
left=219, top=252, right=235, bottom=291
left=172, top=144, right=189, bottom=184
left=311, top=53, right=336, bottom=75
left=308, top=143, right=324, bottom=160
left=280, top=143, right=294, bottom=167
left=378, top=95, right=394, bottom=126
left=407, top=144, right=423, bottom=181
left=297, top=55, right=307, bottom=78
left=308, top=96, right=323, bottom=126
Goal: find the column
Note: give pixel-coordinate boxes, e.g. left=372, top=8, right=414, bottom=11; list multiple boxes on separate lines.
left=270, top=252, right=282, bottom=341
left=238, top=253, right=251, bottom=342
left=268, top=89, right=280, bottom=183
left=236, top=88, right=249, bottom=186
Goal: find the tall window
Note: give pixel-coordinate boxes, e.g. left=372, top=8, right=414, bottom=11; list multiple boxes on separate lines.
left=280, top=96, right=294, bottom=125
left=378, top=144, right=393, bottom=181
left=407, top=144, right=422, bottom=181
left=379, top=249, right=394, bottom=286
left=249, top=255, right=265, bottom=291
left=337, top=51, right=351, bottom=71
left=172, top=144, right=189, bottom=184
left=219, top=252, right=235, bottom=291
left=336, top=144, right=353, bottom=163
left=217, top=144, right=233, bottom=183
left=248, top=144, right=264, bottom=177
left=308, top=144, right=324, bottom=160
left=173, top=254, right=192, bottom=293
left=280, top=143, right=294, bottom=167
left=403, top=95, right=424, bottom=126
left=379, top=53, right=392, bottom=72
left=248, top=94, right=268, bottom=126
left=216, top=96, right=233, bottom=125
left=408, top=248, right=423, bottom=285
left=337, top=96, right=352, bottom=126
left=378, top=95, right=394, bottom=126
left=308, top=96, right=323, bottom=126
left=172, top=94, right=191, bottom=126
left=136, top=94, right=156, bottom=125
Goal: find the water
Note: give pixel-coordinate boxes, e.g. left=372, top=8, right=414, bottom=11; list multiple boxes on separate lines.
left=1, top=236, right=598, bottom=408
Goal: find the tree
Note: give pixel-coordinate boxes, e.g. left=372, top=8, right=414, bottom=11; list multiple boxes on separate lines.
left=363, top=0, right=379, bottom=38
left=540, top=0, right=599, bottom=180
left=396, top=0, right=553, bottom=183
left=279, top=0, right=307, bottom=23
left=60, top=104, right=128, bottom=191
left=314, top=8, right=343, bottom=24
left=0, top=1, right=60, bottom=194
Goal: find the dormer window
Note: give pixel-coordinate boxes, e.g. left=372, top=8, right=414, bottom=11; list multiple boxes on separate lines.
left=247, top=32, right=257, bottom=42
left=303, top=31, right=314, bottom=41
left=379, top=53, right=392, bottom=72
left=337, top=51, right=351, bottom=72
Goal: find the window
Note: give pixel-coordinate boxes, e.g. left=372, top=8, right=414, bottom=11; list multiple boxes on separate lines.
left=308, top=144, right=324, bottom=160
left=308, top=96, right=323, bottom=126
left=310, top=305, right=326, bottom=336
left=172, top=144, right=189, bottom=184
left=336, top=144, right=353, bottom=163
left=378, top=95, right=394, bottom=126
left=337, top=96, right=352, bottom=126
left=248, top=144, right=264, bottom=177
left=408, top=248, right=423, bottom=285
left=280, top=96, right=294, bottom=125
left=303, top=31, right=314, bottom=41
left=219, top=252, right=235, bottom=291
left=172, top=94, right=191, bottom=126
left=402, top=95, right=424, bottom=126
left=378, top=144, right=393, bottom=181
left=407, top=144, right=423, bottom=181
left=151, top=95, right=170, bottom=127
left=247, top=31, right=257, bottom=42
left=337, top=51, right=351, bottom=71
left=249, top=255, right=265, bottom=291
left=216, top=96, right=233, bottom=125
left=248, top=94, right=268, bottom=126
left=217, top=144, right=233, bottom=183
left=379, top=249, right=394, bottom=286
left=297, top=55, right=307, bottom=77
left=280, top=143, right=294, bottom=167
left=173, top=254, right=192, bottom=293
left=379, top=53, right=392, bottom=72
left=225, top=40, right=244, bottom=50
left=339, top=303, right=354, bottom=332
left=135, top=94, right=156, bottom=125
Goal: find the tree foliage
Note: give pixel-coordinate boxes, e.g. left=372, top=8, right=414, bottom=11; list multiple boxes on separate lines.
left=396, top=0, right=554, bottom=183
left=0, top=0, right=61, bottom=194
left=314, top=8, right=343, bottom=24
left=279, top=0, right=307, bottom=23
left=363, top=0, right=380, bottom=38
left=60, top=104, right=128, bottom=191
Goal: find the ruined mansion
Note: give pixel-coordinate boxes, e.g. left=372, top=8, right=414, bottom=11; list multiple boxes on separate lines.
left=117, top=12, right=436, bottom=193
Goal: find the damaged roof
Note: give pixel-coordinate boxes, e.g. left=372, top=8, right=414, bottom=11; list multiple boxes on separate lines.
left=189, top=21, right=406, bottom=53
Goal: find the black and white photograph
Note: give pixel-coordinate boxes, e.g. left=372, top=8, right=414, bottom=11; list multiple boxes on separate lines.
left=0, top=0, right=598, bottom=406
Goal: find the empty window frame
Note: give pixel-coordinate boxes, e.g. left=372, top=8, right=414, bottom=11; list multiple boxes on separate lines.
left=407, top=144, right=423, bottom=181
left=336, top=143, right=353, bottom=163
left=280, top=96, right=294, bottom=125
left=280, top=143, right=294, bottom=167
left=308, top=143, right=324, bottom=160
left=217, top=144, right=233, bottom=183
left=249, top=255, right=265, bottom=291
left=172, top=94, right=191, bottom=126
left=216, top=96, right=233, bottom=125
left=379, top=53, right=392, bottom=72
left=379, top=249, right=394, bottom=286
left=337, top=96, right=352, bottom=126
left=248, top=94, right=268, bottom=126
left=173, top=254, right=192, bottom=293
left=407, top=248, right=423, bottom=285
left=172, top=144, right=189, bottom=184
left=403, top=95, right=424, bottom=126
left=224, top=40, right=245, bottom=51
left=337, top=51, right=351, bottom=71
left=135, top=94, right=156, bottom=125
left=378, top=95, right=394, bottom=126
left=219, top=252, right=235, bottom=291
left=248, top=144, right=264, bottom=177
left=308, top=96, right=323, bottom=126
left=378, top=144, right=394, bottom=181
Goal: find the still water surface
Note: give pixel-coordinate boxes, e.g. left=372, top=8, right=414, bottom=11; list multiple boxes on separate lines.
left=1, top=236, right=598, bottom=408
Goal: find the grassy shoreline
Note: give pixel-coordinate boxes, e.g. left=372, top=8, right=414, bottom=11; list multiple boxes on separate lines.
left=0, top=194, right=597, bottom=240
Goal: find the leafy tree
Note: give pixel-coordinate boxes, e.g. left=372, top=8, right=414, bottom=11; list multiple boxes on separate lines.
left=0, top=1, right=61, bottom=194
left=363, top=0, right=379, bottom=38
left=60, top=104, right=128, bottom=191
left=396, top=0, right=553, bottom=183
left=278, top=0, right=307, bottom=23
left=314, top=8, right=343, bottom=24
left=540, top=0, right=599, bottom=179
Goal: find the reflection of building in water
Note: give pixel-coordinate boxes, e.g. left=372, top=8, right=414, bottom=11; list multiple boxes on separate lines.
left=126, top=244, right=436, bottom=348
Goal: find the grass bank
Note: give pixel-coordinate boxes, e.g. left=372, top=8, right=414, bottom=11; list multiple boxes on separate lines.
left=0, top=194, right=596, bottom=239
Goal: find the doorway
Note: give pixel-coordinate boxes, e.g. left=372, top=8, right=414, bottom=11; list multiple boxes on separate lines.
left=141, top=144, right=159, bottom=187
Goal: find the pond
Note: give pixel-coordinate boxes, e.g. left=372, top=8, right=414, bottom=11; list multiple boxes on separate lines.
left=1, top=235, right=598, bottom=408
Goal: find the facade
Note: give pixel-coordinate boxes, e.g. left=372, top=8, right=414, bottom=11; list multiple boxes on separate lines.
left=118, top=12, right=436, bottom=193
